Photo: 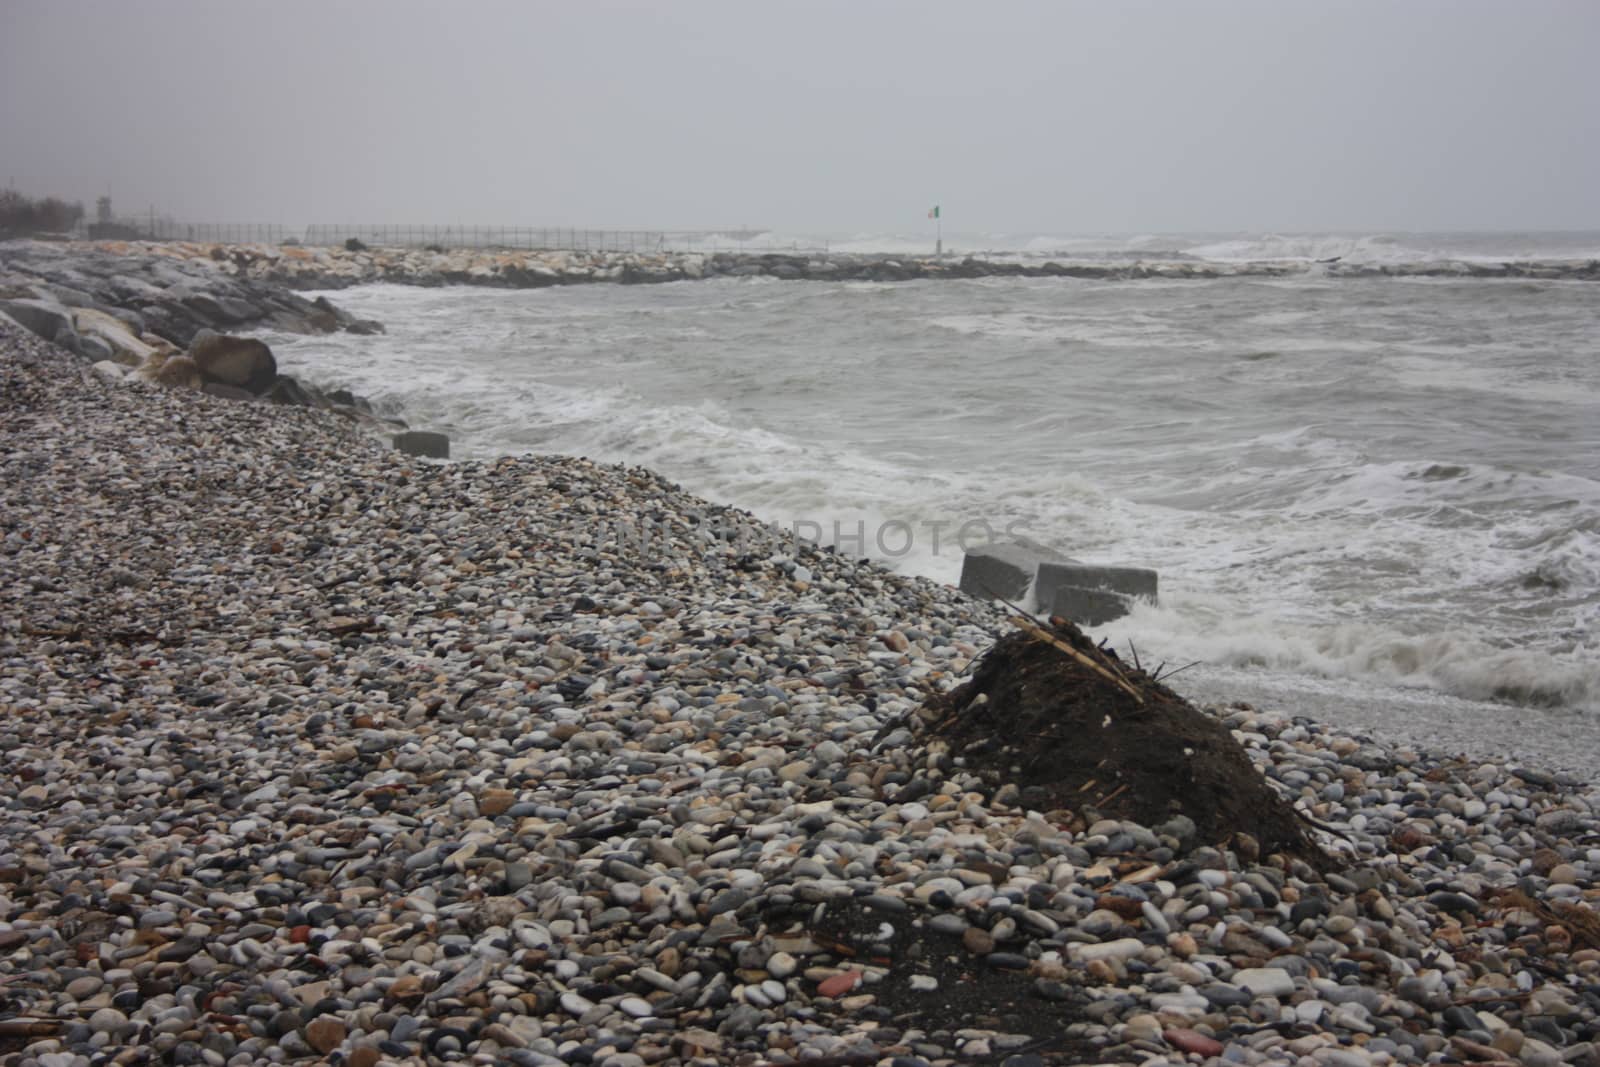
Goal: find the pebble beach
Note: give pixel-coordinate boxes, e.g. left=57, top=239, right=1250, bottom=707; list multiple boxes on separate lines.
left=3, top=300, right=1600, bottom=1067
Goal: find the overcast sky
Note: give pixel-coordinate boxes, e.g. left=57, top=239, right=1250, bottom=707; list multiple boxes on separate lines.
left=3, top=0, right=1596, bottom=234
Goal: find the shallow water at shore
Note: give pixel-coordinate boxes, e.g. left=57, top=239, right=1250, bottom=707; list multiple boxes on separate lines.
left=266, top=273, right=1600, bottom=774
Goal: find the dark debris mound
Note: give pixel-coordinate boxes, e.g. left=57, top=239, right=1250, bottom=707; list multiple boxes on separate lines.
left=920, top=618, right=1330, bottom=866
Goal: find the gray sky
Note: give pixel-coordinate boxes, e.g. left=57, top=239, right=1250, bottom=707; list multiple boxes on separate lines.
left=3, top=0, right=1596, bottom=233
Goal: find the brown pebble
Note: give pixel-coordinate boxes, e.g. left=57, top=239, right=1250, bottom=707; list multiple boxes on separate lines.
left=479, top=788, right=516, bottom=816
left=1096, top=894, right=1144, bottom=919
left=1164, top=1028, right=1224, bottom=1057
left=387, top=974, right=424, bottom=1001
left=304, top=1015, right=345, bottom=1055
left=962, top=926, right=995, bottom=955
left=817, top=970, right=862, bottom=998
left=346, top=1047, right=382, bottom=1067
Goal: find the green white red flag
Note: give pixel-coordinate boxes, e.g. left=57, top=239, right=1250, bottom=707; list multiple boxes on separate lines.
left=928, top=205, right=940, bottom=219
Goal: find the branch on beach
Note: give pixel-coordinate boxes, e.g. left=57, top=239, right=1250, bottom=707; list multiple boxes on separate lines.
left=1495, top=888, right=1600, bottom=951
left=914, top=614, right=1333, bottom=865
left=977, top=585, right=1145, bottom=702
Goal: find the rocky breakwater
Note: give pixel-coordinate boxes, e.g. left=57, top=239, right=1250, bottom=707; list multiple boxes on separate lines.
left=0, top=240, right=424, bottom=447
left=237, top=246, right=1308, bottom=288
left=98, top=240, right=1600, bottom=291
left=4, top=319, right=1600, bottom=1067
left=80, top=244, right=1303, bottom=288
left=0, top=239, right=385, bottom=349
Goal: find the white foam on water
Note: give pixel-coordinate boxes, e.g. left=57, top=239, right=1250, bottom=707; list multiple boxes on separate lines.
left=1181, top=233, right=1429, bottom=265
left=1118, top=592, right=1592, bottom=702
left=265, top=269, right=1600, bottom=742
left=699, top=229, right=1600, bottom=265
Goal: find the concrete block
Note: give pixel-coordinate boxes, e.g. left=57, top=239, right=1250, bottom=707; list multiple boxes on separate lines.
left=394, top=430, right=450, bottom=459
left=1037, top=562, right=1158, bottom=626
left=959, top=540, right=1077, bottom=602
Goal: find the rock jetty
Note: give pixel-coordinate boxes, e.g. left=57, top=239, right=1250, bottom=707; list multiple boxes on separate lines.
left=1, top=241, right=399, bottom=434
left=8, top=240, right=1600, bottom=303
left=222, top=246, right=1600, bottom=287
left=4, top=319, right=1600, bottom=1066
left=1, top=240, right=384, bottom=349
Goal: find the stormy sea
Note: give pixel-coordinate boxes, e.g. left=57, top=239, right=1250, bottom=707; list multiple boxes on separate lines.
left=267, top=230, right=1600, bottom=775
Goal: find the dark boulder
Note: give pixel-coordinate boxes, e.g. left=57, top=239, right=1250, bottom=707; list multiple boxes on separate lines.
left=0, top=298, right=75, bottom=343
left=41, top=283, right=97, bottom=308
left=180, top=291, right=262, bottom=326
left=52, top=324, right=83, bottom=356
left=261, top=374, right=325, bottom=408
left=325, top=388, right=372, bottom=414
left=79, top=335, right=115, bottom=363
left=311, top=295, right=352, bottom=326
left=188, top=332, right=277, bottom=394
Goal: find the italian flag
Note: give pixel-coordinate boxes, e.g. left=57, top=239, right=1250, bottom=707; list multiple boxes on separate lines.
left=928, top=205, right=940, bottom=219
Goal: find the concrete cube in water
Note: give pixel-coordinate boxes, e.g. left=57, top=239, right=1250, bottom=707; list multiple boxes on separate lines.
left=958, top=540, right=1077, bottom=602
left=394, top=430, right=450, bottom=459
left=1036, top=561, right=1158, bottom=626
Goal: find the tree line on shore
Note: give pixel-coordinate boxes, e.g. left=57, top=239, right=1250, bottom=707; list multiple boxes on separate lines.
left=0, top=190, right=88, bottom=238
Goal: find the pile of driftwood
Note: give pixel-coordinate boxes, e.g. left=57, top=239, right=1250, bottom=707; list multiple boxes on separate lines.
left=915, top=611, right=1330, bottom=865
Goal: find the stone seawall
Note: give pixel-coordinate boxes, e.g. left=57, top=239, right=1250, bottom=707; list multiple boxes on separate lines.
left=0, top=239, right=381, bottom=350
left=10, top=240, right=1599, bottom=303
left=233, top=246, right=1600, bottom=288
left=0, top=240, right=397, bottom=434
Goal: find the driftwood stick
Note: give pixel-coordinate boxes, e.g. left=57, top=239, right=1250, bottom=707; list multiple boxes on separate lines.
left=1495, top=888, right=1600, bottom=950
left=1007, top=611, right=1146, bottom=704
left=1097, top=782, right=1131, bottom=806
left=980, top=589, right=1146, bottom=703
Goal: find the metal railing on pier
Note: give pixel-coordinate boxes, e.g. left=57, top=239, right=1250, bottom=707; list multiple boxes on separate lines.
left=87, top=219, right=293, bottom=244
left=303, top=225, right=669, bottom=253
